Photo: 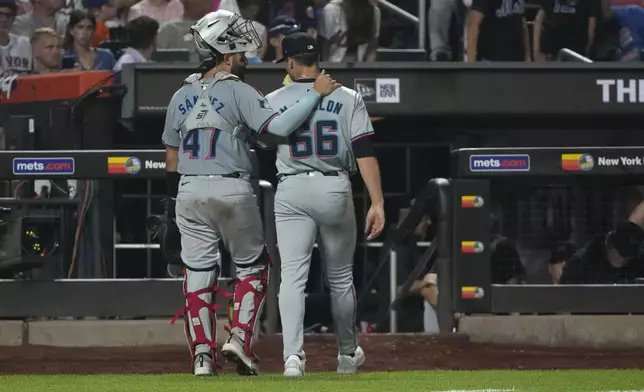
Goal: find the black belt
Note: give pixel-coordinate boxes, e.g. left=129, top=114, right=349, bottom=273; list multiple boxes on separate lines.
left=277, top=171, right=340, bottom=181
left=184, top=172, right=242, bottom=178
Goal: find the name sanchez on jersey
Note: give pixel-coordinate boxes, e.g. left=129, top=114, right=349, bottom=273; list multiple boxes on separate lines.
left=178, top=92, right=226, bottom=115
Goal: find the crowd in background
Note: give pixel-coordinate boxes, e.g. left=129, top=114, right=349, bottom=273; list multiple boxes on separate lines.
left=2, top=0, right=644, bottom=77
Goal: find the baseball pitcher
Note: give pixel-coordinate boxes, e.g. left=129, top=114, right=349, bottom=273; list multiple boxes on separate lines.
left=265, top=33, right=385, bottom=377
left=161, top=11, right=339, bottom=377
left=0, top=0, right=32, bottom=77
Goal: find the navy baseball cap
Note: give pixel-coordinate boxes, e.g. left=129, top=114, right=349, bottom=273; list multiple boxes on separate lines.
left=268, top=15, right=300, bottom=38
left=277, top=32, right=318, bottom=62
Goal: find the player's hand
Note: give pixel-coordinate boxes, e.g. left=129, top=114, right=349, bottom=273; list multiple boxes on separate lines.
left=313, top=70, right=341, bottom=96
left=365, top=203, right=385, bottom=240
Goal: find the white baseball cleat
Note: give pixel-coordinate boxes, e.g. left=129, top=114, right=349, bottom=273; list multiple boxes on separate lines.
left=193, top=353, right=215, bottom=376
left=337, top=346, right=365, bottom=374
left=283, top=355, right=305, bottom=377
left=221, top=334, right=260, bottom=376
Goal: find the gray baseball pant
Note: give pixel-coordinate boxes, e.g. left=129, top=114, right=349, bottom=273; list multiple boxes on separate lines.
left=176, top=175, right=265, bottom=355
left=429, top=0, right=457, bottom=60
left=275, top=172, right=358, bottom=361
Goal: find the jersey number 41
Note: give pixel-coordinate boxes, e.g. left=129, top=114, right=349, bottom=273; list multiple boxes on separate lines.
left=289, top=119, right=339, bottom=160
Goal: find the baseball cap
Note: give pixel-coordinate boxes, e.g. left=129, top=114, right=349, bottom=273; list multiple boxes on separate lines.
left=268, top=15, right=300, bottom=38
left=277, top=32, right=318, bottom=62
left=0, top=0, right=17, bottom=14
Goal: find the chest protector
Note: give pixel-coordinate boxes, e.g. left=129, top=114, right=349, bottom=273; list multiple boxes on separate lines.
left=179, top=72, right=252, bottom=143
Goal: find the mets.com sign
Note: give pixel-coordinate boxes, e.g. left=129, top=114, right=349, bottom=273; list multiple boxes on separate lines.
left=469, top=155, right=530, bottom=172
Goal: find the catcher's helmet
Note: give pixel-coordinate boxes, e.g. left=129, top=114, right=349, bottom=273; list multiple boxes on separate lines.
left=191, top=10, right=262, bottom=61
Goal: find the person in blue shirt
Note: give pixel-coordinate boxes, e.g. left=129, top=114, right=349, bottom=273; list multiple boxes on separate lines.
left=62, top=9, right=116, bottom=71
left=609, top=5, right=644, bottom=60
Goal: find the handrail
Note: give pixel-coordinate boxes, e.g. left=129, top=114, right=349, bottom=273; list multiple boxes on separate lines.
left=356, top=178, right=453, bottom=332
left=556, top=48, right=593, bottom=63
left=378, top=0, right=419, bottom=24
left=377, top=0, right=426, bottom=51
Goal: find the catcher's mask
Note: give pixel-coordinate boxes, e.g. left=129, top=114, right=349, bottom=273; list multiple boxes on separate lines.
left=191, top=10, right=261, bottom=61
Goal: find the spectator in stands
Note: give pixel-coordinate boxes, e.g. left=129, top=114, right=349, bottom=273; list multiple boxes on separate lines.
left=533, top=0, right=601, bottom=61
left=318, top=0, right=380, bottom=62
left=156, top=0, right=211, bottom=60
left=592, top=4, right=644, bottom=61
left=127, top=0, right=182, bottom=24
left=239, top=0, right=266, bottom=63
left=429, top=0, right=458, bottom=60
left=267, top=14, right=299, bottom=63
left=466, top=0, right=531, bottom=61
left=0, top=0, right=33, bottom=76
left=11, top=0, right=67, bottom=37
left=84, top=0, right=117, bottom=46
left=555, top=201, right=644, bottom=284
left=114, top=0, right=136, bottom=24
left=271, top=0, right=317, bottom=38
left=113, top=15, right=157, bottom=71
left=62, top=10, right=115, bottom=70
left=31, top=26, right=62, bottom=72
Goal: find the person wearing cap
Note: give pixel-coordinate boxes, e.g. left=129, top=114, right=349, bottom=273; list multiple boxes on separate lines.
left=267, top=14, right=299, bottom=63
left=0, top=0, right=33, bottom=76
left=266, top=32, right=384, bottom=377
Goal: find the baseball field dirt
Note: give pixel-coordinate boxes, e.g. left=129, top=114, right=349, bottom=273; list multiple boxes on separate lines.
left=2, top=334, right=644, bottom=375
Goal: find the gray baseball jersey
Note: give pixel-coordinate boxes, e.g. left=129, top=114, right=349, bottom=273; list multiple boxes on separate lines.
left=162, top=75, right=279, bottom=175
left=265, top=81, right=374, bottom=175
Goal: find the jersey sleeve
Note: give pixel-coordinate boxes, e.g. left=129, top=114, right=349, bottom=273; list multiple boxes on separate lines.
left=350, top=92, right=375, bottom=142
left=161, top=90, right=182, bottom=150
left=232, top=82, right=280, bottom=134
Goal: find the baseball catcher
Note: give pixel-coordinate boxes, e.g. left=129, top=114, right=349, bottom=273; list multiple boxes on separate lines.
left=161, top=10, right=340, bottom=377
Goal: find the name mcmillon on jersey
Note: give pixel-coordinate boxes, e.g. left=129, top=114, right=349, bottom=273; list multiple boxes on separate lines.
left=278, top=99, right=344, bottom=115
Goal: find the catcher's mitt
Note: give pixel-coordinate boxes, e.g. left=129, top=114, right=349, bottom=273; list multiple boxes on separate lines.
left=146, top=214, right=182, bottom=267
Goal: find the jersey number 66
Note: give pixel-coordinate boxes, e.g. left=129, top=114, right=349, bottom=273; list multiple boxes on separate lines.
left=289, top=119, right=339, bottom=160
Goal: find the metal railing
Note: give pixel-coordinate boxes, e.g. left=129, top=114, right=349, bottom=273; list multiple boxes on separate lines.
left=378, top=0, right=426, bottom=50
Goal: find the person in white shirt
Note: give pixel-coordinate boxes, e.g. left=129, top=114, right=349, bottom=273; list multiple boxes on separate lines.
left=113, top=15, right=158, bottom=71
left=0, top=0, right=32, bottom=76
left=11, top=0, right=68, bottom=37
